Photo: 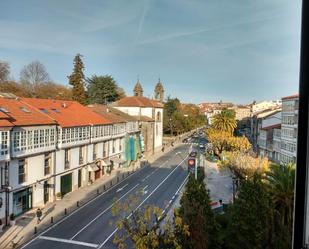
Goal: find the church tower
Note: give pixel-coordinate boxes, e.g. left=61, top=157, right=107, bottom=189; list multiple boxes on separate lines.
left=154, top=78, right=164, bottom=102
left=133, top=79, right=143, bottom=97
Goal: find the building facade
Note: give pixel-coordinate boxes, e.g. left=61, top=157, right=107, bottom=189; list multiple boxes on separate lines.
left=280, top=94, right=299, bottom=164
left=0, top=95, right=143, bottom=223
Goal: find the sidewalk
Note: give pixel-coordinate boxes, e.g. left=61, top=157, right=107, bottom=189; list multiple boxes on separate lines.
left=0, top=136, right=188, bottom=249
left=203, top=157, right=233, bottom=204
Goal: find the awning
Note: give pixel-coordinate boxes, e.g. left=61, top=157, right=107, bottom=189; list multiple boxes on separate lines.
left=110, top=157, right=126, bottom=164
left=88, top=163, right=99, bottom=172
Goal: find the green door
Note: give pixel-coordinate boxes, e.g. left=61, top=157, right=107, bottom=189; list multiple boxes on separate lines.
left=61, top=173, right=72, bottom=197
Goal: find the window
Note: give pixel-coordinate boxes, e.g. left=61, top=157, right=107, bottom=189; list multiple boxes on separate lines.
left=93, top=143, right=97, bottom=160
left=20, top=106, right=31, bottom=113
left=112, top=140, right=115, bottom=153
left=44, top=153, right=51, bottom=175
left=0, top=107, right=9, bottom=113
left=51, top=108, right=60, bottom=113
left=39, top=130, right=45, bottom=147
left=39, top=108, right=49, bottom=114
left=0, top=131, right=8, bottom=155
left=119, top=139, right=122, bottom=152
left=79, top=146, right=86, bottom=165
left=64, top=149, right=70, bottom=169
left=103, top=142, right=107, bottom=157
left=34, top=130, right=39, bottom=148
left=18, top=159, right=26, bottom=184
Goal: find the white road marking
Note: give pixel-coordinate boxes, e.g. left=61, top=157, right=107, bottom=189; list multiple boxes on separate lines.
left=99, top=156, right=188, bottom=247
left=116, top=183, right=129, bottom=193
left=38, top=236, right=98, bottom=248
left=20, top=168, right=144, bottom=249
left=71, top=183, right=139, bottom=240
left=98, top=228, right=118, bottom=249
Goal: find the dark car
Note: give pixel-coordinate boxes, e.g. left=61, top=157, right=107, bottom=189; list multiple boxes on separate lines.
left=189, top=151, right=198, bottom=157
left=182, top=138, right=188, bottom=143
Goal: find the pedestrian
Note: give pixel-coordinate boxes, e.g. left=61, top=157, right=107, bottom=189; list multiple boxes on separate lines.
left=161, top=146, right=165, bottom=152
left=36, top=208, right=42, bottom=224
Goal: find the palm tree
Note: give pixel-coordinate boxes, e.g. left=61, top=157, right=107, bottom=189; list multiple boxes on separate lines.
left=211, top=110, right=237, bottom=134
left=266, top=163, right=295, bottom=248
left=266, top=163, right=295, bottom=226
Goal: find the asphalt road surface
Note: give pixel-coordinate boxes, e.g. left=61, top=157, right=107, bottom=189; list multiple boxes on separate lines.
left=21, top=144, right=191, bottom=249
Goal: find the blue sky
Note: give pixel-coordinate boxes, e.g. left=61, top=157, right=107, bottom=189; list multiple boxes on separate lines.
left=0, top=0, right=302, bottom=104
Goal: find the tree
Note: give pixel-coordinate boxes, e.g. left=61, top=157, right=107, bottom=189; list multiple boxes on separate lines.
left=163, top=97, right=180, bottom=135
left=68, top=54, right=87, bottom=104
left=220, top=151, right=269, bottom=180
left=20, top=60, right=50, bottom=85
left=227, top=135, right=252, bottom=152
left=226, top=175, right=274, bottom=249
left=265, top=163, right=295, bottom=248
left=206, top=128, right=231, bottom=155
left=178, top=174, right=220, bottom=249
left=116, top=86, right=126, bottom=99
left=0, top=61, right=10, bottom=82
left=112, top=193, right=189, bottom=249
left=211, top=110, right=237, bottom=134
left=86, top=75, right=122, bottom=104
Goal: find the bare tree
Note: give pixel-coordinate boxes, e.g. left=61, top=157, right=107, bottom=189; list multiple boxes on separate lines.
left=0, top=61, right=10, bottom=82
left=20, top=60, right=50, bottom=85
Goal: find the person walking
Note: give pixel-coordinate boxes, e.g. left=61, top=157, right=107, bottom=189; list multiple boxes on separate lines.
left=36, top=208, right=42, bottom=224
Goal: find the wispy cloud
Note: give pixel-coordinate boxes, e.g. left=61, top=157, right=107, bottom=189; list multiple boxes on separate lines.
left=135, top=0, right=151, bottom=44
left=137, top=14, right=286, bottom=46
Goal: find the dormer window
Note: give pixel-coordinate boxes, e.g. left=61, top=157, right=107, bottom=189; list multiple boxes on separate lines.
left=39, top=108, right=49, bottom=114
left=0, top=107, right=9, bottom=113
left=51, top=108, right=60, bottom=113
left=20, top=107, right=31, bottom=113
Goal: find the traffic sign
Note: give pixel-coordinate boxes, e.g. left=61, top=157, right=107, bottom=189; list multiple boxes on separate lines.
left=188, top=158, right=195, bottom=167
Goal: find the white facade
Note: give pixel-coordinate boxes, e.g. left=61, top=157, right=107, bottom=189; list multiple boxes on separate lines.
left=280, top=97, right=298, bottom=165
left=115, top=105, right=163, bottom=150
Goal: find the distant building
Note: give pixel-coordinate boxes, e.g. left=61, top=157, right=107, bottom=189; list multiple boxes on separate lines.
left=280, top=94, right=299, bottom=164
left=251, top=100, right=282, bottom=114
left=257, top=111, right=282, bottom=164
left=113, top=96, right=164, bottom=156
left=154, top=79, right=164, bottom=102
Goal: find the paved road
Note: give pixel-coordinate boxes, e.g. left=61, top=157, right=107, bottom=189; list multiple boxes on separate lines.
left=21, top=144, right=191, bottom=249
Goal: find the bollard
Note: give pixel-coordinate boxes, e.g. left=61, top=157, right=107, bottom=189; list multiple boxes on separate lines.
left=103, top=185, right=106, bottom=191
left=64, top=208, right=67, bottom=215
left=50, top=216, right=54, bottom=224
left=77, top=201, right=79, bottom=207
left=97, top=189, right=100, bottom=195
left=117, top=177, right=119, bottom=183
left=110, top=181, right=112, bottom=187
left=34, top=226, right=37, bottom=234
left=122, top=174, right=124, bottom=179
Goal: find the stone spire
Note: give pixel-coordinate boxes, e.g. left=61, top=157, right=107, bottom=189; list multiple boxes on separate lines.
left=133, top=78, right=143, bottom=97
left=154, top=78, right=164, bottom=102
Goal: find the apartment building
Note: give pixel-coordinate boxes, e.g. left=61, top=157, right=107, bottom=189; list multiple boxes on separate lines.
left=280, top=94, right=299, bottom=164
left=0, top=95, right=142, bottom=223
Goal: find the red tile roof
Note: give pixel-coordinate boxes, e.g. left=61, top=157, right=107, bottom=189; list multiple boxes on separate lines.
left=115, top=96, right=164, bottom=108
left=282, top=94, right=299, bottom=100
left=22, top=98, right=112, bottom=127
left=87, top=104, right=126, bottom=123
left=0, top=97, right=56, bottom=127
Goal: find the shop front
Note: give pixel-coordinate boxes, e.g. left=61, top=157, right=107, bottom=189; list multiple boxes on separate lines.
left=110, top=156, right=126, bottom=169
left=13, top=187, right=33, bottom=216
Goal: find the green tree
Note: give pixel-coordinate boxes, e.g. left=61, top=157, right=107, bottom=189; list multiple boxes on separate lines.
left=211, top=110, right=237, bottom=134
left=163, top=97, right=180, bottom=135
left=265, top=163, right=295, bottom=248
left=178, top=174, right=220, bottom=249
left=87, top=75, right=123, bottom=104
left=227, top=175, right=273, bottom=249
left=68, top=53, right=87, bottom=104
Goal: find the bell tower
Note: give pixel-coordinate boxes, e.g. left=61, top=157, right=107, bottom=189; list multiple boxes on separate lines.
left=133, top=78, right=143, bottom=97
left=154, top=78, right=164, bottom=102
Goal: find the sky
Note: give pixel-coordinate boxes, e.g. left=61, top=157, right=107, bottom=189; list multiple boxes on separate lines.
left=0, top=0, right=302, bottom=104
